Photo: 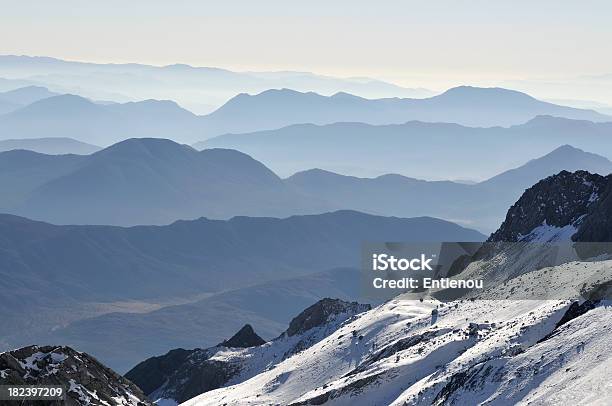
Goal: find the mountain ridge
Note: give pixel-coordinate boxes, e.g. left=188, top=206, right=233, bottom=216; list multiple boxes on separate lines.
left=1, top=84, right=610, bottom=146
left=201, top=115, right=612, bottom=179
left=285, top=145, right=612, bottom=232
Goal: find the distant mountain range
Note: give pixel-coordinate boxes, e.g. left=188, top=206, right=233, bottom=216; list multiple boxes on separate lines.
left=201, top=115, right=612, bottom=179
left=0, top=137, right=99, bottom=154
left=286, top=145, right=612, bottom=232
left=0, top=55, right=433, bottom=114
left=1, top=138, right=609, bottom=231
left=0, top=138, right=330, bottom=225
left=0, top=210, right=483, bottom=370
left=0, top=94, right=201, bottom=146
left=201, top=86, right=610, bottom=132
left=1, top=85, right=609, bottom=147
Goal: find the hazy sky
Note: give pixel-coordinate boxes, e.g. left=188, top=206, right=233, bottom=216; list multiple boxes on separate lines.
left=1, top=0, right=611, bottom=88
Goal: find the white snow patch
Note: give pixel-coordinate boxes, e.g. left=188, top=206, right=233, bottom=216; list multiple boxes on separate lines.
left=519, top=221, right=577, bottom=242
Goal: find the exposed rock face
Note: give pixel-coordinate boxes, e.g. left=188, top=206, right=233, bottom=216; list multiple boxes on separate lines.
left=125, top=298, right=371, bottom=404
left=0, top=345, right=150, bottom=406
left=221, top=324, right=266, bottom=348
left=488, top=170, right=606, bottom=242
left=120, top=348, right=192, bottom=396
left=286, top=298, right=371, bottom=337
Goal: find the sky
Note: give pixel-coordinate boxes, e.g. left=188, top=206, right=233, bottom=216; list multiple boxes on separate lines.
left=1, top=0, right=611, bottom=90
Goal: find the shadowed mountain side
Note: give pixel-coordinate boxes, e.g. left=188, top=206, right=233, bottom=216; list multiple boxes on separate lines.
left=0, top=211, right=484, bottom=361
left=0, top=138, right=331, bottom=225
left=0, top=149, right=85, bottom=208
left=200, top=116, right=612, bottom=179
left=285, top=145, right=612, bottom=232
left=40, top=267, right=367, bottom=373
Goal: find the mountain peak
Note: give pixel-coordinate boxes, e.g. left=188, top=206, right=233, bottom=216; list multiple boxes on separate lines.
left=18, top=93, right=96, bottom=111
left=93, top=137, right=195, bottom=161
left=488, top=170, right=607, bottom=242
left=221, top=324, right=266, bottom=348
left=539, top=144, right=608, bottom=162
left=285, top=298, right=371, bottom=337
left=113, top=99, right=195, bottom=117
left=330, top=91, right=366, bottom=100
left=437, top=86, right=536, bottom=101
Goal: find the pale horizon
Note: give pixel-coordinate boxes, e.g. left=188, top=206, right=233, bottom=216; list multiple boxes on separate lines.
left=2, top=0, right=612, bottom=102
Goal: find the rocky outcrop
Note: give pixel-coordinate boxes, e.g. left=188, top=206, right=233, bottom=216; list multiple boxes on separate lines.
left=126, top=298, right=370, bottom=404
left=488, top=170, right=606, bottom=242
left=286, top=298, right=371, bottom=337
left=0, top=345, right=150, bottom=406
left=221, top=324, right=266, bottom=348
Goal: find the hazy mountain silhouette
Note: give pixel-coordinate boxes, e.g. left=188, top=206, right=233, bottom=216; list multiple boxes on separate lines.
left=201, top=116, right=612, bottom=179
left=0, top=55, right=432, bottom=114
left=0, top=149, right=84, bottom=209
left=1, top=84, right=610, bottom=146
left=1, top=139, right=609, bottom=230
left=197, top=86, right=610, bottom=135
left=0, top=138, right=329, bottom=225
left=0, top=94, right=201, bottom=145
left=0, top=211, right=484, bottom=368
left=286, top=145, right=612, bottom=232
left=0, top=137, right=100, bottom=154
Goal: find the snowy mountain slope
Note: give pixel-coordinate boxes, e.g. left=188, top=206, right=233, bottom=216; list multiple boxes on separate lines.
left=178, top=169, right=612, bottom=405
left=0, top=345, right=150, bottom=405
left=182, top=295, right=610, bottom=405
left=391, top=303, right=611, bottom=406
left=126, top=299, right=370, bottom=405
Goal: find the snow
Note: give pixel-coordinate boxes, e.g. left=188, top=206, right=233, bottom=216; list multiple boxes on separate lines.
left=152, top=307, right=367, bottom=404
left=518, top=220, right=577, bottom=242
left=69, top=379, right=92, bottom=404
left=180, top=260, right=612, bottom=405
left=20, top=351, right=46, bottom=371
left=154, top=399, right=179, bottom=406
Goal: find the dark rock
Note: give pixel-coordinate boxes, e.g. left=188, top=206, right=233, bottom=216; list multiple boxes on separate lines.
left=221, top=324, right=266, bottom=348
left=489, top=170, right=606, bottom=242
left=286, top=298, right=371, bottom=337
left=124, top=348, right=193, bottom=395
left=0, top=345, right=150, bottom=406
